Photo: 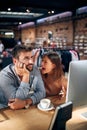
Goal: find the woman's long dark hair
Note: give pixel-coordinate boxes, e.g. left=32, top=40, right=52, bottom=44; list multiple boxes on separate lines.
left=42, top=51, right=64, bottom=79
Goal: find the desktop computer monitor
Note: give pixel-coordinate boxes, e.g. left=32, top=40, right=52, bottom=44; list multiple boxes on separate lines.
left=66, top=60, right=87, bottom=109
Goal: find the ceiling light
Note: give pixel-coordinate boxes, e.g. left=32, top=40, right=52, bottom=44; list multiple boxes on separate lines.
left=19, top=22, right=22, bottom=25
left=0, top=11, right=43, bottom=18
left=26, top=9, right=30, bottom=13
left=8, top=8, right=11, bottom=11
left=5, top=32, right=14, bottom=35
left=51, top=11, right=54, bottom=13
left=48, top=11, right=51, bottom=14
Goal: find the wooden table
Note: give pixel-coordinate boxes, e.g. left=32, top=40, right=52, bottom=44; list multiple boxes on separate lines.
left=0, top=102, right=87, bottom=130
left=0, top=105, right=54, bottom=130
left=67, top=106, right=87, bottom=130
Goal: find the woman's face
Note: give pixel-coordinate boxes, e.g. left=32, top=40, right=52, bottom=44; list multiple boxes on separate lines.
left=41, top=56, right=55, bottom=74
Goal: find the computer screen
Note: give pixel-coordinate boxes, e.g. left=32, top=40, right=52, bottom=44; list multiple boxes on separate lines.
left=66, top=60, right=87, bottom=109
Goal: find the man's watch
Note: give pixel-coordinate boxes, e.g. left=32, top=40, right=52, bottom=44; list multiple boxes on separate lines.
left=25, top=104, right=30, bottom=109
left=24, top=100, right=30, bottom=109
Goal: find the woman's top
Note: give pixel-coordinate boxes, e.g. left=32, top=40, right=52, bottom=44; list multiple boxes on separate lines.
left=41, top=72, right=68, bottom=106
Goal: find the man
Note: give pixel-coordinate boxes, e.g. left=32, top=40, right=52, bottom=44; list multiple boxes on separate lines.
left=0, top=45, right=46, bottom=110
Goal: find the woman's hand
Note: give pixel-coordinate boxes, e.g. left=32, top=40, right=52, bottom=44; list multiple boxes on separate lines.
left=58, top=86, right=66, bottom=99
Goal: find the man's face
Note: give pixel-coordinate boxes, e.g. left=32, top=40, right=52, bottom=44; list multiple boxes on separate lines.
left=15, top=51, right=34, bottom=71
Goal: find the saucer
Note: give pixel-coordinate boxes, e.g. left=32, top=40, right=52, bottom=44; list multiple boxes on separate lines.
left=37, top=103, right=54, bottom=111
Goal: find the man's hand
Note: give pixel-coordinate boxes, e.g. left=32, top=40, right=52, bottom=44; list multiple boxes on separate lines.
left=15, top=62, right=30, bottom=82
left=8, top=98, right=26, bottom=110
left=15, top=62, right=29, bottom=76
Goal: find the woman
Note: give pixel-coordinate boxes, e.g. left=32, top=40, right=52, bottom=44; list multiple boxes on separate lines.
left=40, top=51, right=68, bottom=106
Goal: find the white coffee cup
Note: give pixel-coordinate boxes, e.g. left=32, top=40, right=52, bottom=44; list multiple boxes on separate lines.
left=40, top=98, right=51, bottom=109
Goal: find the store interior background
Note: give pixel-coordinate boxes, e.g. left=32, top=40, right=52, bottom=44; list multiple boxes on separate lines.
left=0, top=2, right=87, bottom=129
left=0, top=0, right=87, bottom=61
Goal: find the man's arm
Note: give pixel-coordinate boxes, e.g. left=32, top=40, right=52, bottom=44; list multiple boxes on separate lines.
left=8, top=98, right=33, bottom=110
left=0, top=70, right=31, bottom=101
left=8, top=68, right=46, bottom=110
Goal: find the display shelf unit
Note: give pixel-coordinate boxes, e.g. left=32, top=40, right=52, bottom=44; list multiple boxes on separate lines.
left=74, top=34, right=87, bottom=59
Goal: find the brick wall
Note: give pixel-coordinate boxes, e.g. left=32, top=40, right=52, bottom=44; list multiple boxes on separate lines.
left=18, top=17, right=87, bottom=59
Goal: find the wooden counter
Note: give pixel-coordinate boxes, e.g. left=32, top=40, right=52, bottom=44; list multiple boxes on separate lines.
left=0, top=104, right=87, bottom=130
left=67, top=106, right=87, bottom=130
left=0, top=105, right=54, bottom=130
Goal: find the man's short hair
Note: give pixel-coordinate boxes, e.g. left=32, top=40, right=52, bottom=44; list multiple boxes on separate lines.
left=11, top=45, right=33, bottom=59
